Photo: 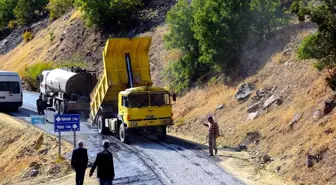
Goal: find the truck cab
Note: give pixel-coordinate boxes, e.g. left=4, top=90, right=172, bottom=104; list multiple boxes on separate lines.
left=118, top=87, right=174, bottom=140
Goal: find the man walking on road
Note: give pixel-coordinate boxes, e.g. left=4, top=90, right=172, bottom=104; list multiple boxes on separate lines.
left=90, top=140, right=115, bottom=185
left=71, top=141, right=89, bottom=185
left=203, top=115, right=220, bottom=156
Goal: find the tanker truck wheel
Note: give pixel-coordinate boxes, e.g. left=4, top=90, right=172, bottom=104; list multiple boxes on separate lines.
left=119, top=123, right=129, bottom=143
left=98, top=116, right=109, bottom=135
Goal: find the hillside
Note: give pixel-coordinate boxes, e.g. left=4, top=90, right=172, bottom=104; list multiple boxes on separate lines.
left=172, top=22, right=336, bottom=184
left=0, top=114, right=72, bottom=185
left=0, top=0, right=175, bottom=85
left=0, top=0, right=335, bottom=184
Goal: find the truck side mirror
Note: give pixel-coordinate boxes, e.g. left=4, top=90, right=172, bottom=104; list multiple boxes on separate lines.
left=172, top=94, right=176, bottom=102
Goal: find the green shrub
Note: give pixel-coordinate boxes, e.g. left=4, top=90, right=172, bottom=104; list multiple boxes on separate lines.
left=74, top=0, right=143, bottom=27
left=47, top=0, right=73, bottom=19
left=49, top=31, right=55, bottom=43
left=8, top=20, right=15, bottom=29
left=208, top=77, right=217, bottom=87
left=22, top=31, right=32, bottom=42
left=14, top=0, right=48, bottom=25
left=21, top=62, right=55, bottom=90
left=175, top=118, right=185, bottom=128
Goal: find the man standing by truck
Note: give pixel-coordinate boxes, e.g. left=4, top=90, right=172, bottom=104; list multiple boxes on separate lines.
left=36, top=94, right=45, bottom=115
left=203, top=115, right=220, bottom=156
left=89, top=140, right=115, bottom=185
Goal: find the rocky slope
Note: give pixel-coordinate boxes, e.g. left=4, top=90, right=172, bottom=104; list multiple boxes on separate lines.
left=172, top=22, right=336, bottom=185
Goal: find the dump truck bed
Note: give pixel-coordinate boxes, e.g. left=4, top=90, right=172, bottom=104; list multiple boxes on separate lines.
left=89, top=37, right=153, bottom=122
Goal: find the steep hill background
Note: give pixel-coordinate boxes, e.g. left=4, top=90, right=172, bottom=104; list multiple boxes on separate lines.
left=0, top=0, right=335, bottom=184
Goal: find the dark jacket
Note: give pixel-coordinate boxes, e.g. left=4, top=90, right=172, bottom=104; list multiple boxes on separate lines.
left=90, top=149, right=115, bottom=180
left=71, top=148, right=88, bottom=171
left=36, top=99, right=45, bottom=109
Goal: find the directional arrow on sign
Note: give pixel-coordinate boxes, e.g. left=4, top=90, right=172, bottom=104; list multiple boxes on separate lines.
left=56, top=116, right=61, bottom=122
left=73, top=124, right=78, bottom=129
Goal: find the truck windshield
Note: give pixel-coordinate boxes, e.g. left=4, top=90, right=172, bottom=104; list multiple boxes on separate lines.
left=0, top=82, right=20, bottom=93
left=150, top=93, right=170, bottom=106
left=128, top=93, right=149, bottom=108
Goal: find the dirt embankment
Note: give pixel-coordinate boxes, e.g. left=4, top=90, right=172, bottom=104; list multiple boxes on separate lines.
left=0, top=114, right=72, bottom=185
left=172, top=23, right=336, bottom=185
left=0, top=0, right=176, bottom=84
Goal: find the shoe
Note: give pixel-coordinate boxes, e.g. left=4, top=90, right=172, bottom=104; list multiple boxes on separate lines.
left=215, top=150, right=218, bottom=154
left=209, top=154, right=213, bottom=156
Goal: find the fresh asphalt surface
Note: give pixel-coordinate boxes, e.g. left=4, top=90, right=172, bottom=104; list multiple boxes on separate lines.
left=10, top=91, right=243, bottom=185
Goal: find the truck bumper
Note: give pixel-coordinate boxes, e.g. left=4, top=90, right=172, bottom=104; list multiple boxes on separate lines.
left=127, top=118, right=173, bottom=129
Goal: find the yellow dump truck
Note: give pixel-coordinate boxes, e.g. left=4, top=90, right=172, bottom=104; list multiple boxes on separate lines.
left=89, top=37, right=175, bottom=143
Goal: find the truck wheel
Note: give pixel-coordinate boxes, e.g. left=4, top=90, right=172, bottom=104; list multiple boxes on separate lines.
left=119, top=123, right=129, bottom=143
left=55, top=100, right=60, bottom=114
left=157, top=126, right=167, bottom=141
left=98, top=116, right=109, bottom=135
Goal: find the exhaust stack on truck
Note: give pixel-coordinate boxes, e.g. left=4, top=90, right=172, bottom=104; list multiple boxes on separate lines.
left=89, top=37, right=175, bottom=143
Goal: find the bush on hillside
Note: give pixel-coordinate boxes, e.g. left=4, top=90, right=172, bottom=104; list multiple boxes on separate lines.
left=47, top=0, right=74, bottom=19
left=22, top=31, right=32, bottom=42
left=0, top=0, right=19, bottom=29
left=74, top=0, right=143, bottom=27
left=21, top=62, right=55, bottom=91
left=8, top=20, right=16, bottom=29
left=164, top=0, right=288, bottom=93
left=14, top=0, right=48, bottom=25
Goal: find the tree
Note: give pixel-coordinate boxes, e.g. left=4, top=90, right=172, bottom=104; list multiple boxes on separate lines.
left=292, top=0, right=336, bottom=72
left=0, top=0, right=19, bottom=29
left=74, top=0, right=143, bottom=27
left=14, top=0, right=48, bottom=25
left=47, top=0, right=74, bottom=19
left=164, top=0, right=288, bottom=92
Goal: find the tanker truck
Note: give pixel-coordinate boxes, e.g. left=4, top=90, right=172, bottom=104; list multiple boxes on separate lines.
left=37, top=68, right=96, bottom=115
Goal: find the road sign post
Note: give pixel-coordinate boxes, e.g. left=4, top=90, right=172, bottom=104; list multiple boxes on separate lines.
left=54, top=114, right=81, bottom=155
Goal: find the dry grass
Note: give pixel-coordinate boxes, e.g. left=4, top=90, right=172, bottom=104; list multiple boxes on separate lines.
left=0, top=113, right=72, bottom=184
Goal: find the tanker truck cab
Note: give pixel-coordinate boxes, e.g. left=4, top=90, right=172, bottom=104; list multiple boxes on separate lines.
left=0, top=71, right=23, bottom=112
left=106, top=86, right=175, bottom=142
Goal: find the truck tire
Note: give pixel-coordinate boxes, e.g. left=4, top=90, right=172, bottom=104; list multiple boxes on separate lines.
left=55, top=100, right=60, bottom=115
left=157, top=126, right=167, bottom=141
left=119, top=123, right=129, bottom=143
left=98, top=116, right=109, bottom=135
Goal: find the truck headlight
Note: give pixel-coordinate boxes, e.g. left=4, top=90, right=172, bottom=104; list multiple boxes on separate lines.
left=131, top=121, right=137, bottom=127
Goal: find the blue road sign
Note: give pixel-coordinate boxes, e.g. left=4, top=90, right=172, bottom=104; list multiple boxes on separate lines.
left=54, top=114, right=80, bottom=132
left=31, top=115, right=46, bottom=124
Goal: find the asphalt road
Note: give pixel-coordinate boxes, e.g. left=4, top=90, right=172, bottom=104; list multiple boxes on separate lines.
left=10, top=91, right=243, bottom=185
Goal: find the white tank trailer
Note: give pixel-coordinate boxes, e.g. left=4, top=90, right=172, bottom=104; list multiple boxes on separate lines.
left=38, top=68, right=97, bottom=116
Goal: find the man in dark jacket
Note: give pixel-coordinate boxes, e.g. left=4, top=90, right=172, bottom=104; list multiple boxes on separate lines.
left=71, top=141, right=89, bottom=185
left=89, top=140, right=115, bottom=185
left=36, top=94, right=45, bottom=115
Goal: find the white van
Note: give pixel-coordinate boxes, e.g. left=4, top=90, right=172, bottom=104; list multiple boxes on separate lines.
left=0, top=71, right=23, bottom=111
